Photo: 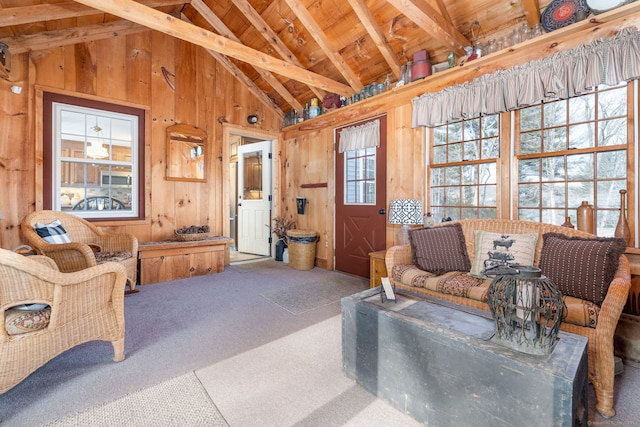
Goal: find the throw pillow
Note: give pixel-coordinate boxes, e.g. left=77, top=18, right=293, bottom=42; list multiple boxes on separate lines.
left=470, top=230, right=538, bottom=278
left=34, top=220, right=71, bottom=244
left=5, top=306, right=52, bottom=335
left=539, top=233, right=627, bottom=306
left=408, top=223, right=471, bottom=275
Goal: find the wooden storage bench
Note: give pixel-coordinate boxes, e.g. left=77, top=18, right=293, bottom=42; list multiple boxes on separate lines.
left=138, top=237, right=232, bottom=285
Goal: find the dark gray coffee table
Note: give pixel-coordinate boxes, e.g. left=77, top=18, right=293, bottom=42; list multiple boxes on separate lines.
left=342, top=287, right=588, bottom=426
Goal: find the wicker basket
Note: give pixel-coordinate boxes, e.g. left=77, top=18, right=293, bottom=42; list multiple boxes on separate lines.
left=174, top=232, right=209, bottom=242
left=286, top=229, right=318, bottom=270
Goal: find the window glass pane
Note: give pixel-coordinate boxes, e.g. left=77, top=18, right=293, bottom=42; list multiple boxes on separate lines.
left=566, top=153, right=593, bottom=180
left=433, top=126, right=447, bottom=145
left=478, top=185, right=496, bottom=206
left=569, top=123, right=595, bottom=149
left=480, top=163, right=497, bottom=185
left=520, top=105, right=541, bottom=131
left=597, top=181, right=625, bottom=208
left=544, top=101, right=566, bottom=127
left=448, top=143, right=463, bottom=162
left=448, top=122, right=462, bottom=142
left=541, top=156, right=565, bottom=181
left=433, top=145, right=447, bottom=164
left=569, top=93, right=594, bottom=123
left=344, top=149, right=376, bottom=205
left=463, top=118, right=480, bottom=141
left=599, top=118, right=627, bottom=146
left=431, top=168, right=444, bottom=186
left=461, top=164, right=477, bottom=185
left=541, top=183, right=565, bottom=208
left=598, top=87, right=626, bottom=119
left=482, top=137, right=499, bottom=159
left=482, top=114, right=499, bottom=137
left=445, top=166, right=460, bottom=185
left=519, top=184, right=539, bottom=207
left=597, top=150, right=626, bottom=179
left=543, top=127, right=567, bottom=152
left=567, top=181, right=593, bottom=208
left=463, top=141, right=479, bottom=161
left=519, top=159, right=540, bottom=182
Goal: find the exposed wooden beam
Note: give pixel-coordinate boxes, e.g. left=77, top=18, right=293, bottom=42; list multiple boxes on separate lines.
left=347, top=0, right=402, bottom=80
left=182, top=14, right=283, bottom=117
left=72, top=0, right=354, bottom=96
left=190, top=0, right=303, bottom=112
left=0, top=20, right=148, bottom=55
left=520, top=0, right=542, bottom=28
left=0, top=0, right=189, bottom=28
left=229, top=0, right=326, bottom=101
left=385, top=0, right=468, bottom=56
left=433, top=0, right=453, bottom=25
left=282, top=0, right=364, bottom=93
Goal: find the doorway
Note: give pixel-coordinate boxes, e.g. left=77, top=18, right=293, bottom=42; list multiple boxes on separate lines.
left=335, top=116, right=387, bottom=278
left=229, top=135, right=273, bottom=257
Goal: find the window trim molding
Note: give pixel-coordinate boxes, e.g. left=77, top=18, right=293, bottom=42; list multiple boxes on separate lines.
left=42, top=91, right=146, bottom=222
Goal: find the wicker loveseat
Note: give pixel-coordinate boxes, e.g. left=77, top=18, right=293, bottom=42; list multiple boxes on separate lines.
left=21, top=210, right=138, bottom=291
left=385, top=219, right=631, bottom=418
left=0, top=248, right=127, bottom=394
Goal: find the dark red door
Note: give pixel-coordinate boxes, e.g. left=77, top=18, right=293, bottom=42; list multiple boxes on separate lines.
left=335, top=116, right=387, bottom=278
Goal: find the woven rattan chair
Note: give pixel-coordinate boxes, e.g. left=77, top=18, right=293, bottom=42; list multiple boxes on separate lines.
left=0, top=248, right=126, bottom=394
left=20, top=210, right=138, bottom=291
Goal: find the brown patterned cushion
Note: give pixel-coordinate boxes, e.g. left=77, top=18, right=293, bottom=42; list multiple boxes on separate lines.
left=94, top=250, right=132, bottom=264
left=539, top=233, right=627, bottom=306
left=5, top=306, right=52, bottom=335
left=408, top=224, right=470, bottom=275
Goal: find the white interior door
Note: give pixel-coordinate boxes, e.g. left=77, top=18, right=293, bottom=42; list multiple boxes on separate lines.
left=237, top=140, right=272, bottom=255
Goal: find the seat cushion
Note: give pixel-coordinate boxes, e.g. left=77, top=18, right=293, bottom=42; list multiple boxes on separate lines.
left=5, top=306, right=52, bottom=335
left=34, top=220, right=71, bottom=244
left=94, top=250, right=133, bottom=264
left=408, top=223, right=470, bottom=275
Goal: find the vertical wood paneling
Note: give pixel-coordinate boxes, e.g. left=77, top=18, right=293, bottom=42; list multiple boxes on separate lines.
left=96, top=36, right=127, bottom=99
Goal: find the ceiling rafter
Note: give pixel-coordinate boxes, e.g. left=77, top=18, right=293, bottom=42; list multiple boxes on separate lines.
left=520, top=0, right=542, bottom=28
left=0, top=0, right=189, bottom=27
left=190, top=0, right=302, bottom=112
left=282, top=0, right=364, bottom=93
left=433, top=0, right=453, bottom=25
left=71, top=0, right=354, bottom=96
left=347, top=0, right=402, bottom=80
left=385, top=0, right=468, bottom=56
left=0, top=20, right=147, bottom=55
left=182, top=14, right=283, bottom=116
left=229, top=0, right=326, bottom=102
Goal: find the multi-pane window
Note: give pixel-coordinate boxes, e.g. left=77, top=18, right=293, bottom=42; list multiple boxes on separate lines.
left=516, top=84, right=628, bottom=235
left=46, top=93, right=144, bottom=220
left=345, top=147, right=376, bottom=204
left=429, top=114, right=500, bottom=221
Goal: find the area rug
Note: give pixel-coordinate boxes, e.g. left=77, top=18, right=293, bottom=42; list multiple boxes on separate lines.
left=44, top=372, right=228, bottom=427
left=261, top=279, right=368, bottom=314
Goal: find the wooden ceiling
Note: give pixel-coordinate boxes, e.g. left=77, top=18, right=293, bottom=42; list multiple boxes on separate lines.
left=0, top=0, right=556, bottom=114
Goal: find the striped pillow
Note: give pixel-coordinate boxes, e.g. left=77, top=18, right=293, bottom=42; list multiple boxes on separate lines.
left=408, top=223, right=471, bottom=275
left=34, top=220, right=71, bottom=244
left=539, top=233, right=626, bottom=306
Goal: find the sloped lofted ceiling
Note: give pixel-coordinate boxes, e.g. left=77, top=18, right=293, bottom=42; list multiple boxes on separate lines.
left=0, top=0, right=555, bottom=114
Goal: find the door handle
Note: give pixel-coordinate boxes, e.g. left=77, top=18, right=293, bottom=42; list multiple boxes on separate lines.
left=379, top=208, right=386, bottom=214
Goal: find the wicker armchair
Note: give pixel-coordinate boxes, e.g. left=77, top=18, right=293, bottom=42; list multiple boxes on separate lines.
left=0, top=248, right=126, bottom=394
left=20, top=210, right=138, bottom=291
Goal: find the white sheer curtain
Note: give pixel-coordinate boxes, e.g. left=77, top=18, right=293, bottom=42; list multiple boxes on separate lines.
left=338, top=119, right=380, bottom=153
left=412, top=26, right=640, bottom=128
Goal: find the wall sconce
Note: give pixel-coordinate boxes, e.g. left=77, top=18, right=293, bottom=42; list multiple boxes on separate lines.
left=296, top=196, right=307, bottom=214
left=247, top=115, right=258, bottom=124
left=0, top=42, right=11, bottom=73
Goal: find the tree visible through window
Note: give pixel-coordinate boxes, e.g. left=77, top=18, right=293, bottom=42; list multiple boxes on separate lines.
left=429, top=114, right=500, bottom=221
left=516, top=83, right=628, bottom=236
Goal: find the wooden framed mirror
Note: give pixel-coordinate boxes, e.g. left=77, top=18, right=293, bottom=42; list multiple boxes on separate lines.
left=166, top=124, right=208, bottom=182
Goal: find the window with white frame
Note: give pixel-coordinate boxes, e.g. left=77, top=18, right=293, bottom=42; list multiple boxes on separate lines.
left=45, top=93, right=144, bottom=220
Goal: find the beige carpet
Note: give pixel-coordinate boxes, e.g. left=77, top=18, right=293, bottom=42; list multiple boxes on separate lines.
left=44, top=372, right=228, bottom=427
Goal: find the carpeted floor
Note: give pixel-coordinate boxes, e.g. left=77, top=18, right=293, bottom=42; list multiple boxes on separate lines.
left=44, top=372, right=228, bottom=427
left=1, top=259, right=639, bottom=426
left=261, top=279, right=368, bottom=314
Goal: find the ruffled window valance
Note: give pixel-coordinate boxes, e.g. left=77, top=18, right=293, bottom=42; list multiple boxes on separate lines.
left=412, top=27, right=640, bottom=128
left=338, top=119, right=380, bottom=153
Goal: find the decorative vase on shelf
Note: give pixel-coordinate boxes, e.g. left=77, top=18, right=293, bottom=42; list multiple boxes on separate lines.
left=615, top=189, right=632, bottom=246
left=423, top=212, right=435, bottom=227
left=576, top=201, right=594, bottom=234
left=561, top=216, right=574, bottom=229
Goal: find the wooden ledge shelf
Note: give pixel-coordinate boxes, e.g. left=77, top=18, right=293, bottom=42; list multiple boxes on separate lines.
left=138, top=236, right=233, bottom=285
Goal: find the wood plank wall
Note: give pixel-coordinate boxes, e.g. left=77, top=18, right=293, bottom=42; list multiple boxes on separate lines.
left=0, top=30, right=282, bottom=250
